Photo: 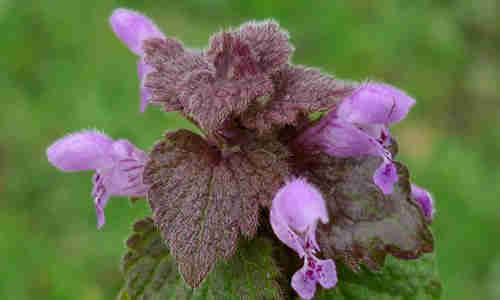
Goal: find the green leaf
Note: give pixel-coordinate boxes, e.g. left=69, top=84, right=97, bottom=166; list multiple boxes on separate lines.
left=119, top=217, right=284, bottom=300
left=313, top=254, right=442, bottom=300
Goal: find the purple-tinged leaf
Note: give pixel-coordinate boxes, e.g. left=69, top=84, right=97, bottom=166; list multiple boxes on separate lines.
left=237, top=21, right=293, bottom=73
left=206, top=21, right=293, bottom=76
left=241, top=65, right=354, bottom=132
left=142, top=38, right=188, bottom=112
left=144, top=38, right=274, bottom=133
left=143, top=129, right=292, bottom=287
left=268, top=65, right=353, bottom=123
left=179, top=69, right=273, bottom=133
left=207, top=32, right=260, bottom=80
left=295, top=151, right=434, bottom=271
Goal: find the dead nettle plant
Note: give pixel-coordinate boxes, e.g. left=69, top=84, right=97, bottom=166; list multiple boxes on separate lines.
left=46, top=8, right=440, bottom=300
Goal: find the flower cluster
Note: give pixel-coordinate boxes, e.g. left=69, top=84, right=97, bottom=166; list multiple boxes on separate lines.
left=295, top=82, right=415, bottom=195
left=46, top=8, right=435, bottom=299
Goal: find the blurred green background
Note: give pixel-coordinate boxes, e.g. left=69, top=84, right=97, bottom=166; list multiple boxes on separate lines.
left=1, top=0, right=499, bottom=299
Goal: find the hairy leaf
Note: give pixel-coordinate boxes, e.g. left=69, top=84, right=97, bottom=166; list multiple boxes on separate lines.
left=119, top=217, right=190, bottom=300
left=143, top=21, right=293, bottom=134
left=143, top=38, right=187, bottom=112
left=143, top=129, right=291, bottom=287
left=119, top=217, right=284, bottom=300
left=179, top=68, right=273, bottom=133
left=144, top=37, right=273, bottom=133
left=314, top=254, right=442, bottom=300
left=206, top=21, right=293, bottom=75
left=241, top=65, right=354, bottom=132
left=208, top=32, right=260, bottom=79
left=297, top=153, right=434, bottom=271
left=198, top=236, right=285, bottom=299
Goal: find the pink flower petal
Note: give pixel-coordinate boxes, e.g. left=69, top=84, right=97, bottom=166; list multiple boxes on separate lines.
left=110, top=8, right=165, bottom=56
left=272, top=178, right=328, bottom=234
left=291, top=255, right=338, bottom=299
left=137, top=59, right=154, bottom=112
left=291, top=264, right=317, bottom=300
left=46, top=130, right=114, bottom=171
left=411, top=184, right=435, bottom=219
left=47, top=130, right=149, bottom=228
left=315, top=258, right=337, bottom=289
left=373, top=160, right=398, bottom=195
left=338, top=82, right=416, bottom=125
left=296, top=115, right=379, bottom=158
left=270, top=210, right=306, bottom=256
left=320, top=120, right=380, bottom=158
left=92, top=172, right=110, bottom=229
left=112, top=139, right=147, bottom=162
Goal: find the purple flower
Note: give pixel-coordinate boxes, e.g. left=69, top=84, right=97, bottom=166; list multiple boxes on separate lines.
left=110, top=8, right=166, bottom=112
left=411, top=184, right=435, bottom=220
left=270, top=178, right=337, bottom=299
left=337, top=83, right=415, bottom=126
left=295, top=82, right=415, bottom=194
left=46, top=130, right=148, bottom=228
